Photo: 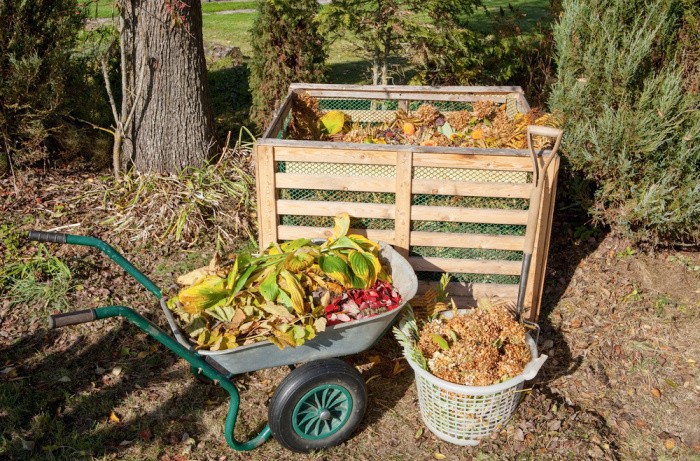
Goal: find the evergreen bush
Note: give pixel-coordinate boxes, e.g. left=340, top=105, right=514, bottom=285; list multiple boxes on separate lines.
left=248, top=0, right=327, bottom=131
left=0, top=0, right=86, bottom=174
left=549, top=0, right=700, bottom=245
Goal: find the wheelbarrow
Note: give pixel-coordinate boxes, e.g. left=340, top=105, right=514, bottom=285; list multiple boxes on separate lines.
left=27, top=231, right=418, bottom=453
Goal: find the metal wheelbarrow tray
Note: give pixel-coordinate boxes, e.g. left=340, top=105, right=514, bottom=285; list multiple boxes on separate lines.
left=27, top=231, right=417, bottom=453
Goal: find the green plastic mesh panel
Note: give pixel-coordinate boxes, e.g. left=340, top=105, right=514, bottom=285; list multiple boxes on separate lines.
left=413, top=194, right=529, bottom=210
left=279, top=215, right=395, bottom=230
left=413, top=167, right=531, bottom=184
left=411, top=221, right=525, bottom=236
left=277, top=161, right=396, bottom=177
left=410, top=246, right=523, bottom=261
left=408, top=101, right=474, bottom=112
left=279, top=189, right=395, bottom=204
left=416, top=271, right=520, bottom=285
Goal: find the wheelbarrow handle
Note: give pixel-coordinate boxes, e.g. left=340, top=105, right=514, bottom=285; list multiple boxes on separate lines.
left=28, top=230, right=68, bottom=244
left=48, top=309, right=96, bottom=328
left=27, top=230, right=162, bottom=299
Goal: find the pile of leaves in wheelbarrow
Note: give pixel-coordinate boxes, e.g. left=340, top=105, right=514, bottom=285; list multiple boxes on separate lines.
left=166, top=213, right=401, bottom=351
left=396, top=279, right=531, bottom=386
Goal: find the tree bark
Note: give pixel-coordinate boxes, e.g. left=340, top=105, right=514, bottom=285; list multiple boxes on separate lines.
left=119, top=0, right=216, bottom=173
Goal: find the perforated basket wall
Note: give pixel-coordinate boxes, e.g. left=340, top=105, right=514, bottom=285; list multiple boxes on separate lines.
left=256, top=85, right=559, bottom=321
left=405, top=332, right=541, bottom=446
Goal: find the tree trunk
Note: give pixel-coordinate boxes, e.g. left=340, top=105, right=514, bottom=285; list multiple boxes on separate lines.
left=120, top=0, right=216, bottom=173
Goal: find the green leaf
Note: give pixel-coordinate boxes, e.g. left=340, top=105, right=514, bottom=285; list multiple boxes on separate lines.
left=279, top=238, right=311, bottom=253
left=178, top=275, right=230, bottom=314
left=225, top=257, right=240, bottom=290
left=232, top=264, right=257, bottom=294
left=431, top=334, right=450, bottom=351
left=329, top=235, right=363, bottom=251
left=347, top=234, right=379, bottom=251
left=259, top=268, right=280, bottom=302
left=319, top=254, right=351, bottom=287
left=280, top=269, right=306, bottom=315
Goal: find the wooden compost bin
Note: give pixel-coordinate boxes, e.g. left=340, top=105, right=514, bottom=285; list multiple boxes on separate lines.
left=254, top=84, right=560, bottom=321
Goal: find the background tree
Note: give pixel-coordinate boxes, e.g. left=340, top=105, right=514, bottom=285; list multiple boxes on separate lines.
left=549, top=0, right=700, bottom=245
left=111, top=0, right=217, bottom=174
left=320, top=0, right=481, bottom=86
left=248, top=0, right=327, bottom=131
left=0, top=0, right=85, bottom=176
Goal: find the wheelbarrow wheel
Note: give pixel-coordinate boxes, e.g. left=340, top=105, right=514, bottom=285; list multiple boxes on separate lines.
left=268, top=358, right=367, bottom=453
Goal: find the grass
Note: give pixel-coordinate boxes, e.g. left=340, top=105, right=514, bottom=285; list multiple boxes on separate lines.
left=0, top=245, right=73, bottom=316
left=87, top=1, right=259, bottom=19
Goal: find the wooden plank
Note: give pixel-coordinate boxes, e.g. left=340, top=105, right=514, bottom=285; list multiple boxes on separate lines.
left=417, top=281, right=519, bottom=301
left=289, top=84, right=527, bottom=103
left=410, top=231, right=524, bottom=251
left=255, top=145, right=279, bottom=250
left=276, top=200, right=395, bottom=219
left=262, top=91, right=295, bottom=140
left=412, top=206, right=528, bottom=225
left=278, top=226, right=394, bottom=243
left=394, top=151, right=413, bottom=257
left=275, top=173, right=396, bottom=193
left=274, top=147, right=397, bottom=165
left=408, top=257, right=521, bottom=275
left=412, top=179, right=531, bottom=198
left=413, top=152, right=533, bottom=171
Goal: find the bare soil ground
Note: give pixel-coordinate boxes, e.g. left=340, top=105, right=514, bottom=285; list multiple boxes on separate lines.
left=1, top=167, right=699, bottom=460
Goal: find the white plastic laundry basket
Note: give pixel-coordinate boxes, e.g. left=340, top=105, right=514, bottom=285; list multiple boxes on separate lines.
left=401, top=314, right=547, bottom=446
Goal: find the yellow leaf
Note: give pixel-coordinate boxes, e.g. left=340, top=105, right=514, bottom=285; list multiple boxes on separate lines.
left=177, top=275, right=229, bottom=314
left=332, top=212, right=351, bottom=239
left=369, top=355, right=382, bottom=364
left=434, top=453, right=446, bottom=460
left=392, top=360, right=405, bottom=376
left=313, top=317, right=327, bottom=332
left=109, top=411, right=121, bottom=423
left=280, top=270, right=306, bottom=315
left=347, top=234, right=379, bottom=251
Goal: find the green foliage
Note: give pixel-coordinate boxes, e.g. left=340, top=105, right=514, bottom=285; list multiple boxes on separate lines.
left=0, top=0, right=88, bottom=173
left=0, top=244, right=73, bottom=315
left=549, top=0, right=700, bottom=245
left=248, top=0, right=327, bottom=131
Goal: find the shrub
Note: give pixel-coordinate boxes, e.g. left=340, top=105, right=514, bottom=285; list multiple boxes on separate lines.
left=0, top=0, right=87, bottom=174
left=248, top=0, right=327, bottom=132
left=549, top=0, right=700, bottom=245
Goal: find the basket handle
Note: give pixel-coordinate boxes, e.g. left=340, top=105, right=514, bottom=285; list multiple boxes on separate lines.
left=522, top=354, right=548, bottom=380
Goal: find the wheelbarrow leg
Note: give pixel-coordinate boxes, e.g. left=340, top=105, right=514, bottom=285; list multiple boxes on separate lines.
left=48, top=306, right=272, bottom=451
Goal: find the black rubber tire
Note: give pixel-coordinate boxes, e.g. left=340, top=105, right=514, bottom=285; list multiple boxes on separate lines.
left=268, top=358, right=367, bottom=453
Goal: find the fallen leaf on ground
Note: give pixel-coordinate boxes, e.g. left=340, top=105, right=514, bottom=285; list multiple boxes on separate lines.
left=434, top=453, right=446, bottom=459
left=109, top=411, right=121, bottom=423
left=650, top=388, right=662, bottom=398
left=664, top=439, right=675, bottom=449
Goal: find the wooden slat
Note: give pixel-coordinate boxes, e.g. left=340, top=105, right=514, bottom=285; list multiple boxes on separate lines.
left=275, top=173, right=396, bottom=193
left=262, top=92, right=295, bottom=139
left=276, top=200, right=395, bottom=219
left=394, top=151, right=413, bottom=257
left=412, top=206, right=528, bottom=225
left=274, top=147, right=397, bottom=165
left=408, top=257, right=521, bottom=275
left=417, top=281, right=519, bottom=300
left=413, top=152, right=532, bottom=171
left=278, top=226, right=394, bottom=243
left=412, top=179, right=531, bottom=198
left=255, top=145, right=278, bottom=250
left=289, top=84, right=526, bottom=103
left=410, top=231, right=524, bottom=251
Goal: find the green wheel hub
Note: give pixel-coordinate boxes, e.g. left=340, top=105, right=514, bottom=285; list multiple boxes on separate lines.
left=291, top=384, right=353, bottom=440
